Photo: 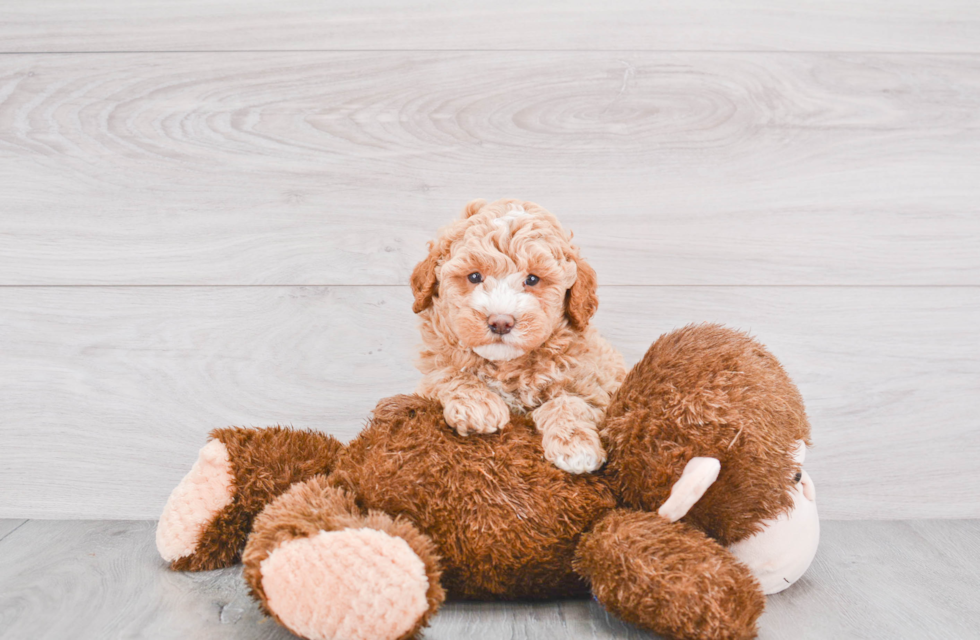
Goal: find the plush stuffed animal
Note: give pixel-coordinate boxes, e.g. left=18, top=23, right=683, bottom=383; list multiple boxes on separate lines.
left=156, top=324, right=818, bottom=640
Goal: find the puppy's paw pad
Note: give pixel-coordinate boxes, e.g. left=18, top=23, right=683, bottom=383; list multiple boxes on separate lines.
left=156, top=439, right=234, bottom=563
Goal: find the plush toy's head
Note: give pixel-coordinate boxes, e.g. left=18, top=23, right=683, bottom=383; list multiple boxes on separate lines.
left=601, top=324, right=811, bottom=545
left=330, top=394, right=616, bottom=599
left=409, top=198, right=598, bottom=362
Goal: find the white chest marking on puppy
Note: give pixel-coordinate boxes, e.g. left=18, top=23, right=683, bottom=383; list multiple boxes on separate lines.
left=479, top=374, right=526, bottom=411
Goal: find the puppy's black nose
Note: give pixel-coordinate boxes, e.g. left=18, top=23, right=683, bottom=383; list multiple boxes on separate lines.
left=488, top=314, right=515, bottom=335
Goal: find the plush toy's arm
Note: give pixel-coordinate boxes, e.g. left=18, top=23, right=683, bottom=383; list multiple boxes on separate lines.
left=157, top=426, right=343, bottom=571
left=575, top=508, right=765, bottom=640
left=657, top=457, right=721, bottom=523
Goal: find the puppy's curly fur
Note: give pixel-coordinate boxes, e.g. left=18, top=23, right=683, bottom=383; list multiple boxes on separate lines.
left=410, top=199, right=626, bottom=473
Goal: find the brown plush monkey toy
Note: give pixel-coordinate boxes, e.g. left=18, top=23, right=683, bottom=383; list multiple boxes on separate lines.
left=156, top=323, right=818, bottom=640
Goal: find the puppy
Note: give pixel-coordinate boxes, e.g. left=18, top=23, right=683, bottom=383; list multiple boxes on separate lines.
left=410, top=198, right=626, bottom=473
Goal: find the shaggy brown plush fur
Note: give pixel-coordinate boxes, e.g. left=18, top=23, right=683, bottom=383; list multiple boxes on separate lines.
left=162, top=324, right=811, bottom=640
left=328, top=394, right=617, bottom=599
left=170, top=426, right=342, bottom=571
left=602, top=324, right=811, bottom=545
left=575, top=510, right=765, bottom=640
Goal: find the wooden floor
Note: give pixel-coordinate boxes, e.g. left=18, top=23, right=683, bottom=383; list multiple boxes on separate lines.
left=1, top=519, right=978, bottom=640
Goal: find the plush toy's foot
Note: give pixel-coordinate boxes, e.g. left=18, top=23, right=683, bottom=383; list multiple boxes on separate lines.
left=156, top=439, right=235, bottom=568
left=575, top=509, right=765, bottom=640
left=157, top=427, right=343, bottom=571
left=243, top=476, right=445, bottom=640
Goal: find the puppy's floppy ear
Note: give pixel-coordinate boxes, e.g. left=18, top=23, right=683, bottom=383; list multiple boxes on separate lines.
left=410, top=241, right=442, bottom=313
left=565, top=250, right=599, bottom=331
left=412, top=202, right=479, bottom=314
left=461, top=199, right=487, bottom=219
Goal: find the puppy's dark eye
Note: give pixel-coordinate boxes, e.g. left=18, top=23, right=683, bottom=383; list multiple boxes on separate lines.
left=524, top=274, right=540, bottom=286
left=468, top=272, right=483, bottom=284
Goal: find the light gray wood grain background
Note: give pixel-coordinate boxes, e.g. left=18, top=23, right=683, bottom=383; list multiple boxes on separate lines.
left=2, top=1, right=980, bottom=52
left=2, top=53, right=979, bottom=285
left=1, top=2, right=978, bottom=521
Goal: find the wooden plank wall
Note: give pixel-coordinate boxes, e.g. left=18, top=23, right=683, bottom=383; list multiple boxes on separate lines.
left=0, top=2, right=978, bottom=520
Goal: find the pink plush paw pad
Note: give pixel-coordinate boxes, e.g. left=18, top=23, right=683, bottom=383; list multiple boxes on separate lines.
left=260, top=528, right=430, bottom=640
left=156, top=439, right=234, bottom=562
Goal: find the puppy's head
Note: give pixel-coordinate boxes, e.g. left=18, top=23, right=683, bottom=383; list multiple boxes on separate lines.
left=411, top=199, right=598, bottom=361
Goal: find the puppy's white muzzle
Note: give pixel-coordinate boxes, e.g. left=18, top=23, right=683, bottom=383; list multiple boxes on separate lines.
left=473, top=342, right=526, bottom=361
left=470, top=274, right=534, bottom=361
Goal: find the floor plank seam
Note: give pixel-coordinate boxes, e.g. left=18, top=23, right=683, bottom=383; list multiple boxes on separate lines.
left=0, top=520, right=28, bottom=544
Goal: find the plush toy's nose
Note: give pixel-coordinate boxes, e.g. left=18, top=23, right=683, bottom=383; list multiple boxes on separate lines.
left=488, top=314, right=515, bottom=335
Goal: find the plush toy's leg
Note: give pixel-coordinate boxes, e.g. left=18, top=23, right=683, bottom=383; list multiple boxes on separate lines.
left=243, top=475, right=445, bottom=640
left=575, top=509, right=765, bottom=640
left=156, top=427, right=342, bottom=571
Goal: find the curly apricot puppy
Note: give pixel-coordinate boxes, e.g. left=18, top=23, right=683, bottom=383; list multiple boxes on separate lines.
left=410, top=199, right=626, bottom=473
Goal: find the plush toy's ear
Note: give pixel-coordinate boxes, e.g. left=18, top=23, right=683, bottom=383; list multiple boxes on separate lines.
left=461, top=198, right=487, bottom=219
left=565, top=250, right=599, bottom=331
left=410, top=241, right=442, bottom=313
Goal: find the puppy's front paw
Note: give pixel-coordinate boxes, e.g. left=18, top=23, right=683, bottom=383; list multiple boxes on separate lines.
left=543, top=426, right=607, bottom=474
left=443, top=391, right=510, bottom=436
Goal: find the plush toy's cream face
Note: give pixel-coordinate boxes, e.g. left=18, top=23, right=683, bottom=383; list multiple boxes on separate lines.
left=411, top=200, right=598, bottom=362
